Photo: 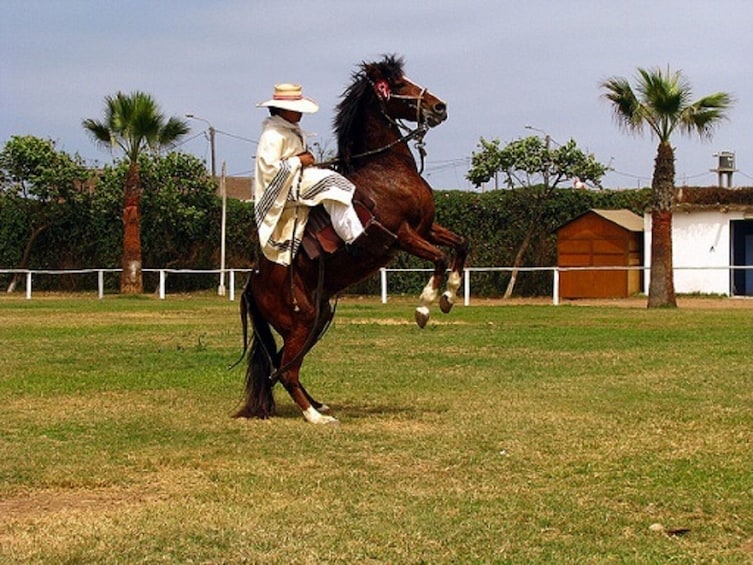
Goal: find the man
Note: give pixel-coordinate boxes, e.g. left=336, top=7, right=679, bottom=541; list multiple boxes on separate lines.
left=254, top=83, right=364, bottom=265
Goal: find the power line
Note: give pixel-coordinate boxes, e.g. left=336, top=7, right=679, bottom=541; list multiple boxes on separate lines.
left=172, top=130, right=208, bottom=149
left=215, top=129, right=257, bottom=145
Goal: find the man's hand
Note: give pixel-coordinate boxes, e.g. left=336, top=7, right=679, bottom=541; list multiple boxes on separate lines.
left=297, top=151, right=315, bottom=167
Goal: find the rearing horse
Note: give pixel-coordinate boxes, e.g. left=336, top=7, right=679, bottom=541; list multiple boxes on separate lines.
left=236, top=55, right=468, bottom=423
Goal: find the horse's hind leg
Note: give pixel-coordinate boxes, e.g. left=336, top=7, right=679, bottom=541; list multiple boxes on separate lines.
left=301, top=384, right=330, bottom=413
left=298, top=299, right=334, bottom=413
left=279, top=301, right=338, bottom=424
left=279, top=350, right=337, bottom=424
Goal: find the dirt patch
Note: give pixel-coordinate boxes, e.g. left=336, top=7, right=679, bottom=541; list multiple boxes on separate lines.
left=742, top=538, right=753, bottom=556
left=459, top=296, right=753, bottom=309
left=340, top=294, right=753, bottom=309
left=563, top=296, right=753, bottom=309
left=0, top=487, right=165, bottom=523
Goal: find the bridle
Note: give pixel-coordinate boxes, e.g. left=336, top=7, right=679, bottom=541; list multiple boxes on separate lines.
left=372, top=76, right=428, bottom=127
left=317, top=74, right=433, bottom=173
left=369, top=75, right=431, bottom=171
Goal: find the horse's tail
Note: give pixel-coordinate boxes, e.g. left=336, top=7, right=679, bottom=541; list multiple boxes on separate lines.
left=233, top=276, right=279, bottom=419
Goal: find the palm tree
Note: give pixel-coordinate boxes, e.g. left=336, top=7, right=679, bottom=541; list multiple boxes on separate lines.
left=83, top=91, right=189, bottom=293
left=601, top=67, right=733, bottom=308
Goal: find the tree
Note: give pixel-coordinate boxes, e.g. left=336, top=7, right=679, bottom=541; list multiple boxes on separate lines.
left=601, top=67, right=733, bottom=308
left=83, top=91, right=189, bottom=293
left=0, top=135, right=89, bottom=292
left=467, top=135, right=607, bottom=297
left=138, top=152, right=218, bottom=269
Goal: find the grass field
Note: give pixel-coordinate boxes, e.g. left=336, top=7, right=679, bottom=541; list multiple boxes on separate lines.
left=1, top=293, right=751, bottom=563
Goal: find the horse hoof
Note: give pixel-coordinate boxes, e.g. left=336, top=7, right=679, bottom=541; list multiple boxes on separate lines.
left=414, top=306, right=430, bottom=329
left=303, top=406, right=339, bottom=425
left=439, top=292, right=454, bottom=314
left=315, top=414, right=339, bottom=425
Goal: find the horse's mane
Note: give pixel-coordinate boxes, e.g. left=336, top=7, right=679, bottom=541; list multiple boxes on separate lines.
left=333, top=54, right=405, bottom=172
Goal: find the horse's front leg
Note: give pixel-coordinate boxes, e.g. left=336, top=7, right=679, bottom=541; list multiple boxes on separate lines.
left=416, top=268, right=444, bottom=328
left=397, top=225, right=448, bottom=328
left=429, top=223, right=469, bottom=314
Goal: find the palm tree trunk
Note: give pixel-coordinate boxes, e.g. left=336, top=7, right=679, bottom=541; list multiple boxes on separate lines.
left=647, top=141, right=677, bottom=308
left=120, top=162, right=143, bottom=294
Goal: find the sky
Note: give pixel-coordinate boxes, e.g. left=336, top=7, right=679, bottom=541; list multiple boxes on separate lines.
left=2, top=0, right=752, bottom=191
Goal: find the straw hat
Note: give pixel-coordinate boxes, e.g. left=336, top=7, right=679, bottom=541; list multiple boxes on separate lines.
left=257, top=83, right=319, bottom=113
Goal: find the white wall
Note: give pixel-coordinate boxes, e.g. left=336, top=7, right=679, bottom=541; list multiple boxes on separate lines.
left=644, top=210, right=744, bottom=295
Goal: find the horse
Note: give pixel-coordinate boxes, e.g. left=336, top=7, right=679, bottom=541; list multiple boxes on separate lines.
left=236, top=55, right=468, bottom=424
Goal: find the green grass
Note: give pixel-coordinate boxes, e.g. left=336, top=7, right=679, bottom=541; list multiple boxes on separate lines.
left=0, top=293, right=752, bottom=563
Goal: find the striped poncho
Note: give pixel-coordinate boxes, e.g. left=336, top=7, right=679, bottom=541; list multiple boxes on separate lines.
left=254, top=115, right=355, bottom=265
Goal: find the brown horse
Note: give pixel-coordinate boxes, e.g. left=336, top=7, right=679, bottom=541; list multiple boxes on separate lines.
left=236, top=55, right=468, bottom=423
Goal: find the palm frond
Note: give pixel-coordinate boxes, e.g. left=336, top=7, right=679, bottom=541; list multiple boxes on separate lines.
left=600, top=77, right=644, bottom=134
left=82, top=91, right=189, bottom=163
left=603, top=66, right=733, bottom=145
left=679, top=92, right=734, bottom=139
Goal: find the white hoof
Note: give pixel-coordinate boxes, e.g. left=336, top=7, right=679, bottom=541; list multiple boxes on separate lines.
left=303, top=406, right=339, bottom=425
left=414, top=305, right=430, bottom=329
left=439, top=292, right=454, bottom=314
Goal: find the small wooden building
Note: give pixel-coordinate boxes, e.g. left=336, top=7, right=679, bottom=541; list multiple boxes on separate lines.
left=557, top=209, right=644, bottom=299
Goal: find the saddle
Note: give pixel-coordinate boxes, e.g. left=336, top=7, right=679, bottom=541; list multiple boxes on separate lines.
left=301, top=194, right=397, bottom=260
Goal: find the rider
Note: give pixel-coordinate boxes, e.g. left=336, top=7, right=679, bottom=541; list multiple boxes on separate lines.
left=254, top=83, right=364, bottom=265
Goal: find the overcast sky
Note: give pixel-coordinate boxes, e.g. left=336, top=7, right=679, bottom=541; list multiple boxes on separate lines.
left=2, top=0, right=752, bottom=190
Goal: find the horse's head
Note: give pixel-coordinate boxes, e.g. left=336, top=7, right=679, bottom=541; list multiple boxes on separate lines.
left=335, top=55, right=448, bottom=170
left=362, top=55, right=447, bottom=128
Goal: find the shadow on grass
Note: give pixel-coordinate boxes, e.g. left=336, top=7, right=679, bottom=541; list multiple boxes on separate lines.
left=248, top=400, right=427, bottom=421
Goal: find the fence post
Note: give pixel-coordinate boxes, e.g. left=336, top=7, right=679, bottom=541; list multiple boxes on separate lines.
left=26, top=271, right=32, bottom=300
left=229, top=270, right=235, bottom=302
left=380, top=268, right=387, bottom=304
left=552, top=267, right=560, bottom=306
left=464, top=268, right=470, bottom=306
left=159, top=270, right=166, bottom=300
left=97, top=270, right=104, bottom=299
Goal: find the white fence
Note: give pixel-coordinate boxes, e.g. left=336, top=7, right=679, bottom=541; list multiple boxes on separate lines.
left=3, top=265, right=751, bottom=304
left=0, top=268, right=254, bottom=301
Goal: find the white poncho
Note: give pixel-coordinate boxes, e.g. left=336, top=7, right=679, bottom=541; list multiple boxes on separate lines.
left=254, top=115, right=356, bottom=265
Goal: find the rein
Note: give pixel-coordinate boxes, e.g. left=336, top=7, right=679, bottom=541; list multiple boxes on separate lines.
left=316, top=125, right=429, bottom=171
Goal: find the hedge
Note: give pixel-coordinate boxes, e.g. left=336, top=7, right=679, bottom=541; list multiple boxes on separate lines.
left=1, top=183, right=651, bottom=296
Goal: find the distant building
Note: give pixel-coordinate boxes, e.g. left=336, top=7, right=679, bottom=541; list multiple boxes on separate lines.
left=645, top=187, right=753, bottom=296
left=221, top=176, right=253, bottom=201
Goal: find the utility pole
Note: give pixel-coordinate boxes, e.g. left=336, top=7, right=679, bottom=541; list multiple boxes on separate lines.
left=187, top=113, right=225, bottom=295
left=543, top=133, right=551, bottom=189
left=219, top=162, right=227, bottom=296
left=186, top=114, right=216, bottom=177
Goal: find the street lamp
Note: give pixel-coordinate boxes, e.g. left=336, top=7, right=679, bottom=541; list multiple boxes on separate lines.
left=525, top=125, right=551, bottom=188
left=186, top=114, right=216, bottom=178
left=186, top=114, right=225, bottom=296
left=525, top=124, right=551, bottom=148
